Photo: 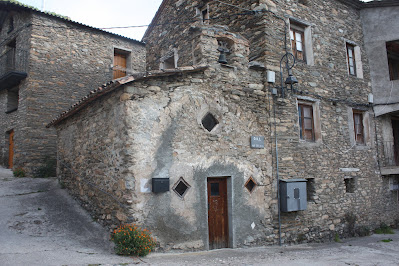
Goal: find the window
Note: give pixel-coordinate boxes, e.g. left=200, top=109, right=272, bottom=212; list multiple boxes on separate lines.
left=289, top=19, right=314, bottom=66
left=348, top=108, right=370, bottom=147
left=345, top=41, right=363, bottom=78
left=159, top=48, right=178, bottom=70
left=306, top=178, right=316, bottom=202
left=196, top=3, right=209, bottom=25
left=172, top=177, right=191, bottom=198
left=386, top=40, right=399, bottom=81
left=298, top=103, right=315, bottom=141
left=290, top=25, right=306, bottom=62
left=202, top=112, right=218, bottom=132
left=347, top=43, right=356, bottom=76
left=201, top=6, right=209, bottom=24
left=345, top=178, right=355, bottom=193
left=353, top=110, right=364, bottom=144
left=113, top=48, right=130, bottom=79
left=6, top=87, right=19, bottom=113
left=244, top=177, right=257, bottom=193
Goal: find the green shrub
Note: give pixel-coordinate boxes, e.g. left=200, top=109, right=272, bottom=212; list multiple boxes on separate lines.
left=334, top=233, right=341, bottom=243
left=381, top=238, right=393, bottom=243
left=13, top=167, right=26, bottom=177
left=33, top=156, right=56, bottom=178
left=375, top=223, right=395, bottom=235
left=111, top=224, right=156, bottom=257
left=356, top=226, right=371, bottom=237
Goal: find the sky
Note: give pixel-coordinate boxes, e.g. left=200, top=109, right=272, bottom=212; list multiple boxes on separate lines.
left=15, top=0, right=373, bottom=41
left=15, top=0, right=164, bottom=41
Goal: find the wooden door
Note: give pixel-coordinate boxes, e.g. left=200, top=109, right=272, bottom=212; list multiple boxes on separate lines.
left=113, top=52, right=127, bottom=79
left=8, top=130, right=14, bottom=169
left=207, top=178, right=229, bottom=249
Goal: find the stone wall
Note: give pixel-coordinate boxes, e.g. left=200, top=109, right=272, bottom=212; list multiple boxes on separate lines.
left=0, top=6, right=146, bottom=174
left=56, top=87, right=132, bottom=227
left=54, top=0, right=399, bottom=251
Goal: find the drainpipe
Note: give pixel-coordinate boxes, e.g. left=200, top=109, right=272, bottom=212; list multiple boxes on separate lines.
left=273, top=96, right=282, bottom=246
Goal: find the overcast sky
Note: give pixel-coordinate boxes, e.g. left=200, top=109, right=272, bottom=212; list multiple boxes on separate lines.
left=16, top=0, right=373, bottom=41
left=16, top=0, right=163, bottom=41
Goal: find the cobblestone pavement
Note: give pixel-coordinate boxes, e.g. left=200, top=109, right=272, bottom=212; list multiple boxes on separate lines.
left=1, top=167, right=398, bottom=266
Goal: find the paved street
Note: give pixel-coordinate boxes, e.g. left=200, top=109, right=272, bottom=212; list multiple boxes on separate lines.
left=0, top=166, right=398, bottom=266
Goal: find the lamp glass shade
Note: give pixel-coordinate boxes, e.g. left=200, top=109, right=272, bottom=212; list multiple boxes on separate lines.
left=285, top=75, right=298, bottom=85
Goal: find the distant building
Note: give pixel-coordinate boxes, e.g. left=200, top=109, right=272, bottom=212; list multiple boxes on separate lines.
left=0, top=0, right=145, bottom=174
left=50, top=0, right=399, bottom=251
left=361, top=3, right=399, bottom=184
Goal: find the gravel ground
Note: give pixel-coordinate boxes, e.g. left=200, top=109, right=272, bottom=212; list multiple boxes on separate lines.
left=0, top=166, right=398, bottom=266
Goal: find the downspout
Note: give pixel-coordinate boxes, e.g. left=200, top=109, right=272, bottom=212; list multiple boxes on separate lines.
left=274, top=11, right=288, bottom=247
left=273, top=97, right=282, bottom=246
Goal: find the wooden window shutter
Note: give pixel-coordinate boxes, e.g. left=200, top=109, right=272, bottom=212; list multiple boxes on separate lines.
left=113, top=51, right=127, bottom=79
left=298, top=103, right=315, bottom=141
left=290, top=27, right=305, bottom=62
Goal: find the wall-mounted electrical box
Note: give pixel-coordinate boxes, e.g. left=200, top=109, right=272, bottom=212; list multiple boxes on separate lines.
left=280, top=179, right=307, bottom=212
left=152, top=178, right=170, bottom=193
left=267, top=70, right=276, bottom=83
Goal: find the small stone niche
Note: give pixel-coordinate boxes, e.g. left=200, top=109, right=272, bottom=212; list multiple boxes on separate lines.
left=173, top=177, right=191, bottom=198
left=345, top=177, right=355, bottom=193
left=306, top=178, right=316, bottom=202
left=201, top=112, right=218, bottom=132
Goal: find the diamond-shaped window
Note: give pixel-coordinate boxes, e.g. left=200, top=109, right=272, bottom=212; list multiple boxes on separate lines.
left=245, top=177, right=257, bottom=193
left=173, top=177, right=191, bottom=198
left=202, top=113, right=218, bottom=132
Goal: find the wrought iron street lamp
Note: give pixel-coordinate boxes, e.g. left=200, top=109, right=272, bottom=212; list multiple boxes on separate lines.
left=280, top=52, right=298, bottom=97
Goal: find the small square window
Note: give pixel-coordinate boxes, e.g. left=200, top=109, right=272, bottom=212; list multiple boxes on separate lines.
left=345, top=178, right=355, bottom=193
left=173, top=177, right=190, bottom=198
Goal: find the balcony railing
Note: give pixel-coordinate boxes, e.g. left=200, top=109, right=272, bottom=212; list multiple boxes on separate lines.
left=382, top=141, right=399, bottom=167
left=0, top=48, right=28, bottom=90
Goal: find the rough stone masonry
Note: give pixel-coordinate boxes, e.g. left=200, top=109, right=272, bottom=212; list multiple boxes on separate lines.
left=51, top=0, right=399, bottom=251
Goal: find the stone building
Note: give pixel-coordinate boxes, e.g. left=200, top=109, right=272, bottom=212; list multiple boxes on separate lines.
left=0, top=0, right=145, bottom=174
left=49, top=0, right=399, bottom=251
left=360, top=1, right=399, bottom=193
